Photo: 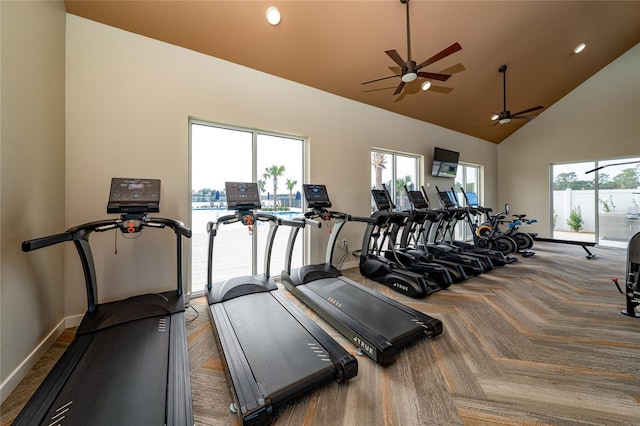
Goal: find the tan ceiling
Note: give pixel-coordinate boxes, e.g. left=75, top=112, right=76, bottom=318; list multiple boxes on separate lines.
left=64, top=0, right=640, bottom=144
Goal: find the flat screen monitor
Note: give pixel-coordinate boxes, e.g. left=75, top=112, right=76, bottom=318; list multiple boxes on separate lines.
left=225, top=182, right=262, bottom=210
left=431, top=161, right=458, bottom=178
left=431, top=147, right=460, bottom=178
left=107, top=178, right=161, bottom=214
left=303, top=184, right=332, bottom=208
left=434, top=147, right=459, bottom=163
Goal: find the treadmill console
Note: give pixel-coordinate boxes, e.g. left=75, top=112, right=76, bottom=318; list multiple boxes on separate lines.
left=303, top=184, right=332, bottom=209
left=107, top=178, right=161, bottom=214
left=406, top=190, right=429, bottom=209
left=225, top=182, right=262, bottom=211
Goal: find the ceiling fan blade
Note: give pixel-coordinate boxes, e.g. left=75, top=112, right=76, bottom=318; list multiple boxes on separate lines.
left=393, top=81, right=406, bottom=96
left=416, top=42, right=462, bottom=70
left=385, top=50, right=407, bottom=68
left=417, top=71, right=451, bottom=82
left=512, top=116, right=537, bottom=120
left=362, top=74, right=401, bottom=85
left=512, top=105, right=544, bottom=117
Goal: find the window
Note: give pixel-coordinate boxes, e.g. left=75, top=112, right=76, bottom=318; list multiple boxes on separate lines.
left=370, top=150, right=420, bottom=211
left=551, top=157, right=640, bottom=248
left=190, top=120, right=305, bottom=289
left=454, top=163, right=481, bottom=241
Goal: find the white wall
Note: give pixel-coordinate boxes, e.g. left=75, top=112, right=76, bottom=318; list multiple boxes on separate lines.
left=498, top=43, right=640, bottom=236
left=65, top=15, right=497, bottom=315
left=0, top=0, right=66, bottom=400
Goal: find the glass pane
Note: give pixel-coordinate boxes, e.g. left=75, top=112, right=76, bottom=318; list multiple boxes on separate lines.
left=191, top=123, right=253, bottom=286
left=395, top=155, right=418, bottom=211
left=257, top=134, right=304, bottom=275
left=551, top=162, right=596, bottom=242
left=371, top=151, right=392, bottom=211
left=597, top=157, right=640, bottom=248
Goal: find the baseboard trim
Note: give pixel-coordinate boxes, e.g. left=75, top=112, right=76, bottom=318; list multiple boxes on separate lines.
left=0, top=318, right=66, bottom=404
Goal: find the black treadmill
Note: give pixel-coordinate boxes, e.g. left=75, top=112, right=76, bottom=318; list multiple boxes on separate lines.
left=280, top=184, right=442, bottom=366
left=205, top=182, right=357, bottom=425
left=14, top=178, right=193, bottom=426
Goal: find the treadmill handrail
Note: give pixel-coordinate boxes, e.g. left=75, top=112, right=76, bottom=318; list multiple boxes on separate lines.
left=207, top=211, right=285, bottom=294
left=21, top=216, right=192, bottom=312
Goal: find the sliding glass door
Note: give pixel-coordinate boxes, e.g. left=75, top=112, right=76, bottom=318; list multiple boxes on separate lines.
left=551, top=157, right=639, bottom=248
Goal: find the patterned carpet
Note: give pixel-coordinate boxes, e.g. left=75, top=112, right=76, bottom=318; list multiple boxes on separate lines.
left=2, top=242, right=639, bottom=425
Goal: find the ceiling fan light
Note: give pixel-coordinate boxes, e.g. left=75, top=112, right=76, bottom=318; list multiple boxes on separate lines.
left=402, top=72, right=417, bottom=83
left=573, top=43, right=586, bottom=54
left=490, top=113, right=499, bottom=121
left=421, top=80, right=432, bottom=91
left=266, top=7, right=281, bottom=25
left=499, top=118, right=511, bottom=124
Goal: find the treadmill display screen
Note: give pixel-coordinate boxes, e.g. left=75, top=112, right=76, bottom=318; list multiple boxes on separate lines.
left=303, top=184, right=332, bottom=208
left=406, top=191, right=428, bottom=209
left=107, top=178, right=161, bottom=214
left=225, top=182, right=262, bottom=210
left=371, top=189, right=391, bottom=210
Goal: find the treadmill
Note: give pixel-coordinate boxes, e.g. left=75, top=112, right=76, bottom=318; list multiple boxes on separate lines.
left=205, top=182, right=357, bottom=425
left=14, top=178, right=193, bottom=426
left=281, top=184, right=442, bottom=366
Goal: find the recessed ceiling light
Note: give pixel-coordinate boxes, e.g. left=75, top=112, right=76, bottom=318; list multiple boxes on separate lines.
left=266, top=7, right=281, bottom=25
left=573, top=43, right=586, bottom=54
left=421, top=80, right=432, bottom=91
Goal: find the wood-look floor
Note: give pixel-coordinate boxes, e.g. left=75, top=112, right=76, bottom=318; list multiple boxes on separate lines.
left=2, top=242, right=640, bottom=425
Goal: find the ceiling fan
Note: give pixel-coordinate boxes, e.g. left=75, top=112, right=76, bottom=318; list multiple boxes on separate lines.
left=491, top=64, right=544, bottom=125
left=362, top=0, right=462, bottom=96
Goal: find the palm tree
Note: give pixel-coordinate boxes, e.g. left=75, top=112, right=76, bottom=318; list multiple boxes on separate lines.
left=395, top=175, right=413, bottom=210
left=263, top=165, right=286, bottom=208
left=371, top=152, right=387, bottom=189
left=286, top=179, right=298, bottom=208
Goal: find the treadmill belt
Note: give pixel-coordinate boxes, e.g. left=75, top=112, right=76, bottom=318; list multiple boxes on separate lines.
left=43, top=316, right=170, bottom=426
left=306, top=278, right=424, bottom=341
left=223, top=292, right=336, bottom=405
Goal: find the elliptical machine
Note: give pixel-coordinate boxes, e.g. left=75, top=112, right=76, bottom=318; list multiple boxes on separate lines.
left=612, top=231, right=640, bottom=318
left=359, top=187, right=445, bottom=297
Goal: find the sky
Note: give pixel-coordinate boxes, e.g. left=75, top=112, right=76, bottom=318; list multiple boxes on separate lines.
left=191, top=123, right=304, bottom=195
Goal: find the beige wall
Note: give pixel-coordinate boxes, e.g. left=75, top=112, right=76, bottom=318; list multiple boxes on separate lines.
left=0, top=0, right=66, bottom=397
left=498, top=43, right=640, bottom=236
left=64, top=15, right=497, bottom=315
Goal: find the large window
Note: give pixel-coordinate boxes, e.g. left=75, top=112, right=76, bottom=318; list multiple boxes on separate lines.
left=190, top=120, right=305, bottom=289
left=454, top=163, right=481, bottom=241
left=551, top=157, right=640, bottom=248
left=371, top=150, right=420, bottom=211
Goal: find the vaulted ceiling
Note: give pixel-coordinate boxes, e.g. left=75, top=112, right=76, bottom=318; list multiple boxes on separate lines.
left=64, top=0, right=640, bottom=144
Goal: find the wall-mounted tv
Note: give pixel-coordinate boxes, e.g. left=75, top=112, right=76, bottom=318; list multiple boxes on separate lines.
left=431, top=147, right=459, bottom=178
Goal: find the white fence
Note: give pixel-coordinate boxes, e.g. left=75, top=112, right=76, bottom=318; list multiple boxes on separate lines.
left=553, top=188, right=640, bottom=242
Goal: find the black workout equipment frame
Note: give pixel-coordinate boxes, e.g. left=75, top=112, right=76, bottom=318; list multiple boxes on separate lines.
left=205, top=182, right=357, bottom=425
left=281, top=184, right=442, bottom=366
left=612, top=231, right=640, bottom=317
left=14, top=178, right=193, bottom=426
